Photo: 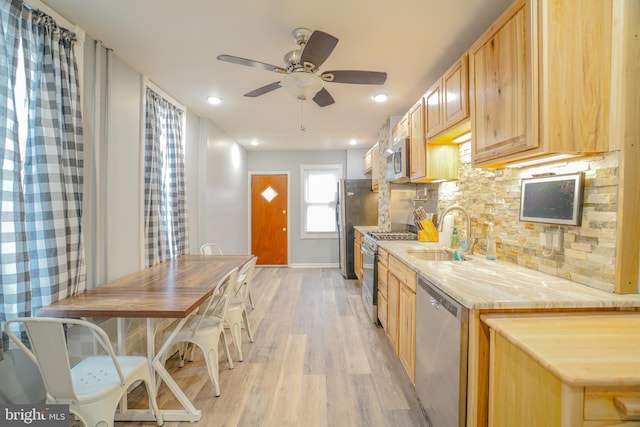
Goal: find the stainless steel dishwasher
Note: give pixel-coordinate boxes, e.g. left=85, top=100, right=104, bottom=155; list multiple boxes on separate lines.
left=416, top=275, right=469, bottom=427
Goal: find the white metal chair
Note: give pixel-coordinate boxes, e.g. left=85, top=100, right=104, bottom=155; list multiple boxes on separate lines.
left=5, top=317, right=163, bottom=427
left=200, top=243, right=223, bottom=255
left=225, top=256, right=257, bottom=361
left=199, top=243, right=255, bottom=309
left=158, top=267, right=238, bottom=396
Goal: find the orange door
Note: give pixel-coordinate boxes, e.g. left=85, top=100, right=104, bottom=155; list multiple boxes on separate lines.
left=251, top=174, right=288, bottom=265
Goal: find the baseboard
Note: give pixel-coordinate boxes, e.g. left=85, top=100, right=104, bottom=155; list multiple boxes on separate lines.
left=288, top=263, right=339, bottom=269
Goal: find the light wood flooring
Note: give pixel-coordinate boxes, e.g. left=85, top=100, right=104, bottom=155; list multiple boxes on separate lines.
left=124, top=267, right=430, bottom=427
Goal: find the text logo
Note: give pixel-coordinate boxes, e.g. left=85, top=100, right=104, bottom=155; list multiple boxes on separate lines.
left=1, top=405, right=68, bottom=426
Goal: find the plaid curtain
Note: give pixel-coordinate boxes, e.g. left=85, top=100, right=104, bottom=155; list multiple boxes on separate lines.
left=143, top=87, right=189, bottom=267
left=0, top=0, right=86, bottom=356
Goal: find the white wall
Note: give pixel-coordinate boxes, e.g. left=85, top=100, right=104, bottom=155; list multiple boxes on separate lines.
left=197, top=119, right=249, bottom=254
left=248, top=150, right=346, bottom=266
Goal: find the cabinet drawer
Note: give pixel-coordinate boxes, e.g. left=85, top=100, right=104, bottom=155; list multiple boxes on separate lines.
left=584, top=387, right=640, bottom=421
left=378, top=292, right=388, bottom=330
left=378, top=247, right=389, bottom=266
left=389, top=256, right=416, bottom=292
left=378, top=263, right=388, bottom=298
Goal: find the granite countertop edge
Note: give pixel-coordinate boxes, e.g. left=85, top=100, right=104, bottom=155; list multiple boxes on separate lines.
left=374, top=240, right=640, bottom=310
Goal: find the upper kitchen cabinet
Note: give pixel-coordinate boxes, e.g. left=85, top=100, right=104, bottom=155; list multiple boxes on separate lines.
left=425, top=53, right=471, bottom=143
left=409, top=99, right=426, bottom=181
left=392, top=112, right=409, bottom=141
left=470, top=0, right=612, bottom=167
left=363, top=149, right=372, bottom=174
left=410, top=96, right=460, bottom=182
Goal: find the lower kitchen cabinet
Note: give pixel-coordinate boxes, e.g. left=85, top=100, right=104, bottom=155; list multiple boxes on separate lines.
left=398, top=280, right=416, bottom=382
left=377, top=248, right=389, bottom=329
left=483, top=313, right=640, bottom=427
left=354, top=229, right=364, bottom=281
left=388, top=254, right=417, bottom=382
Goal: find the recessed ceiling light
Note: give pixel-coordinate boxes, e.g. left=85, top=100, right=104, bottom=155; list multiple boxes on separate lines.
left=207, top=96, right=221, bottom=105
left=349, top=139, right=357, bottom=146
left=372, top=94, right=388, bottom=103
left=251, top=140, right=259, bottom=146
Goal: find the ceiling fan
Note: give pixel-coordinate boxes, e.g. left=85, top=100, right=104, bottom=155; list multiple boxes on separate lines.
left=217, top=28, right=387, bottom=107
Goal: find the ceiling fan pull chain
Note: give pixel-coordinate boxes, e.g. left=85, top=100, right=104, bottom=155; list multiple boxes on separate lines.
left=299, top=100, right=306, bottom=132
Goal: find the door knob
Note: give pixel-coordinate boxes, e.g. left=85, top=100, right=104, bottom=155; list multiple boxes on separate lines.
left=282, top=228, right=287, bottom=232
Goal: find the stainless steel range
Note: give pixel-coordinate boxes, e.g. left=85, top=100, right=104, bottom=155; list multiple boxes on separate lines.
left=361, top=231, right=417, bottom=323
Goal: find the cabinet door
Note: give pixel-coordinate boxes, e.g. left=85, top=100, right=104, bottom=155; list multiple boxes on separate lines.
left=470, top=3, right=534, bottom=164
left=409, top=99, right=426, bottom=180
left=363, top=149, right=372, bottom=173
left=354, top=231, right=363, bottom=280
left=398, top=284, right=416, bottom=382
left=371, top=143, right=379, bottom=192
left=443, top=54, right=469, bottom=129
left=424, top=81, right=443, bottom=138
left=392, top=113, right=409, bottom=140
left=386, top=272, right=400, bottom=353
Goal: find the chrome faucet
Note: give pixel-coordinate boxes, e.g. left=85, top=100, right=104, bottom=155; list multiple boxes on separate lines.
left=437, top=205, right=476, bottom=254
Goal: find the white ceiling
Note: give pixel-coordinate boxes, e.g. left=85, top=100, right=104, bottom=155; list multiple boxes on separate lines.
left=41, top=0, right=513, bottom=151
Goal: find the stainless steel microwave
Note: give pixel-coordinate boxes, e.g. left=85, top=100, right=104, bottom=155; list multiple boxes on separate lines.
left=386, top=138, right=410, bottom=183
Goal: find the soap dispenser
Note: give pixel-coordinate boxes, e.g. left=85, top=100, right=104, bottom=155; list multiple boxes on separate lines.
left=450, top=226, right=460, bottom=249
left=485, top=221, right=497, bottom=260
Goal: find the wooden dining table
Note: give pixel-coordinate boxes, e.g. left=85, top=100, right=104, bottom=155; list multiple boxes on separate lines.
left=38, top=254, right=254, bottom=423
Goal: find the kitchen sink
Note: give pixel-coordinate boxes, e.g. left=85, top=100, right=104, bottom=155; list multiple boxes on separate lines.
left=405, top=248, right=468, bottom=261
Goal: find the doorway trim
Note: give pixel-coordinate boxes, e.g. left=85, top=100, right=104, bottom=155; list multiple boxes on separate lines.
left=248, top=171, right=291, bottom=266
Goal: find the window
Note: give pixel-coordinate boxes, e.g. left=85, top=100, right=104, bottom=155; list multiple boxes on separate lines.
left=300, top=165, right=342, bottom=238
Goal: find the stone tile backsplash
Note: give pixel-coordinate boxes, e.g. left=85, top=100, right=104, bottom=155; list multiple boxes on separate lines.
left=374, top=122, right=619, bottom=292
left=439, top=143, right=619, bottom=293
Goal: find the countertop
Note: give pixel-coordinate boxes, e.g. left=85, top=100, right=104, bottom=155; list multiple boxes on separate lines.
left=483, top=313, right=640, bottom=386
left=374, top=239, right=640, bottom=310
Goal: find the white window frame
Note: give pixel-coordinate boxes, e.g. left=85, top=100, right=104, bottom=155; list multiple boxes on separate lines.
left=300, top=164, right=343, bottom=239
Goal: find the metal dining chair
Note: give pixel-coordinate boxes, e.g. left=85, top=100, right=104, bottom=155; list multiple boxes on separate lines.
left=199, top=243, right=223, bottom=255
left=225, top=256, right=257, bottom=361
left=5, top=317, right=163, bottom=427
left=199, top=243, right=255, bottom=309
left=158, top=267, right=238, bottom=397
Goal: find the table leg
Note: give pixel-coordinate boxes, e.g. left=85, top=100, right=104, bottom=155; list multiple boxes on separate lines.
left=114, top=317, right=201, bottom=422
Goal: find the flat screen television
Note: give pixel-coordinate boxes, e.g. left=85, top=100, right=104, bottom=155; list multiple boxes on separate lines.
left=519, top=172, right=585, bottom=226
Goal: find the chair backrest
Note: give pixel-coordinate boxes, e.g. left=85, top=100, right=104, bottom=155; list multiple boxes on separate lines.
left=233, top=256, right=257, bottom=302
left=4, top=317, right=125, bottom=403
left=200, top=243, right=223, bottom=255
left=192, top=267, right=238, bottom=331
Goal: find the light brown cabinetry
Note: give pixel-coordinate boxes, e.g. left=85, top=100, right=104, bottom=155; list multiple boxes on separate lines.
left=425, top=53, right=470, bottom=143
left=388, top=254, right=417, bottom=382
left=484, top=313, right=640, bottom=427
left=354, top=229, right=364, bottom=281
left=377, top=247, right=389, bottom=329
left=409, top=100, right=426, bottom=181
left=392, top=112, right=409, bottom=141
left=469, top=0, right=611, bottom=167
left=370, top=143, right=380, bottom=192
left=362, top=149, right=372, bottom=174
left=408, top=97, right=460, bottom=183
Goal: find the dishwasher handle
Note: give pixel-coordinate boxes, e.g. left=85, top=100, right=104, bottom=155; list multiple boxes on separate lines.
left=419, top=275, right=468, bottom=322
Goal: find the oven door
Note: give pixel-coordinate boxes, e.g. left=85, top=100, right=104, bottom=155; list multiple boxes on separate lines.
left=361, top=243, right=378, bottom=323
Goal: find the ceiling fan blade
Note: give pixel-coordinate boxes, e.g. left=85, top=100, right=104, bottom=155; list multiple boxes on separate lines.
left=244, top=81, right=282, bottom=97
left=312, top=87, right=335, bottom=107
left=217, top=54, right=287, bottom=74
left=322, top=70, right=387, bottom=85
left=300, top=31, right=338, bottom=69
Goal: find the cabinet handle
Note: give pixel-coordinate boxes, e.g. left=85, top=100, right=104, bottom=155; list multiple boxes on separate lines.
left=614, top=396, right=640, bottom=420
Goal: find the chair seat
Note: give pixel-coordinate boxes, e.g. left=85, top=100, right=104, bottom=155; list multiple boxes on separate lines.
left=72, top=355, right=149, bottom=401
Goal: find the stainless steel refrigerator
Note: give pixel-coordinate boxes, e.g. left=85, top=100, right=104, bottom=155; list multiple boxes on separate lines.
left=337, top=179, right=378, bottom=279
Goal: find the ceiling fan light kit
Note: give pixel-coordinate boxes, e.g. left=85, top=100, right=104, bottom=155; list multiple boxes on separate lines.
left=217, top=27, right=387, bottom=107
left=281, top=72, right=324, bottom=101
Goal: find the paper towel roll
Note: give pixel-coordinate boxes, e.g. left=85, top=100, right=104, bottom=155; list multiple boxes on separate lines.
left=440, top=215, right=454, bottom=247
